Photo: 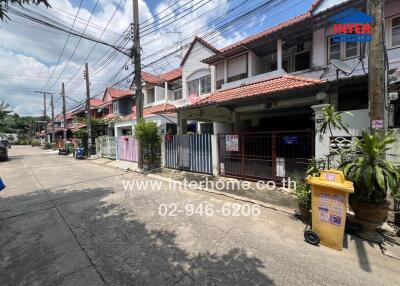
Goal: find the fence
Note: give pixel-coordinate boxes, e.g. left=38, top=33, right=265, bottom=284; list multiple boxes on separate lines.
left=165, top=134, right=213, bottom=174
left=117, top=136, right=138, bottom=162
left=95, top=136, right=117, bottom=159
left=218, top=131, right=314, bottom=181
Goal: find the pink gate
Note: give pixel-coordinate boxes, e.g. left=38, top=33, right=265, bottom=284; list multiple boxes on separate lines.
left=117, top=136, right=138, bottom=162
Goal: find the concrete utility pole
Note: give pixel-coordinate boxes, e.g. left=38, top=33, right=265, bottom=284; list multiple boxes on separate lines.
left=84, top=63, right=92, bottom=156
left=61, top=83, right=67, bottom=146
left=51, top=94, right=55, bottom=144
left=132, top=0, right=144, bottom=169
left=368, top=0, right=386, bottom=133
left=34, top=91, right=52, bottom=142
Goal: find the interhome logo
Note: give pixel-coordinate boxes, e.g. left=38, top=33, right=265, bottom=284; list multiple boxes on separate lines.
left=329, top=8, right=374, bottom=43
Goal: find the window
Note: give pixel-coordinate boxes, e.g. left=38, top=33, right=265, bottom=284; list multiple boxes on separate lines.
left=113, top=102, right=119, bottom=114
left=282, top=57, right=291, bottom=72
left=328, top=37, right=360, bottom=62
left=391, top=16, right=400, bottom=48
left=187, top=80, right=199, bottom=96
left=216, top=62, right=225, bottom=90
left=200, top=76, right=211, bottom=94
left=294, top=51, right=310, bottom=71
left=187, top=75, right=211, bottom=96
left=328, top=37, right=341, bottom=61
left=173, top=89, right=182, bottom=101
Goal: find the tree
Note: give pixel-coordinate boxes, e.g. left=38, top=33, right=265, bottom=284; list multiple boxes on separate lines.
left=0, top=100, right=11, bottom=120
left=0, top=0, right=51, bottom=21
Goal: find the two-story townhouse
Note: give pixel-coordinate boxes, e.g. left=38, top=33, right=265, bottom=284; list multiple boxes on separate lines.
left=114, top=69, right=182, bottom=136
left=163, top=0, right=400, bottom=181
left=98, top=87, right=134, bottom=136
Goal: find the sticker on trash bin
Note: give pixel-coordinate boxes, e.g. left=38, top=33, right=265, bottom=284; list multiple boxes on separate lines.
left=329, top=214, right=342, bottom=225
left=318, top=194, right=330, bottom=223
left=324, top=172, right=337, bottom=182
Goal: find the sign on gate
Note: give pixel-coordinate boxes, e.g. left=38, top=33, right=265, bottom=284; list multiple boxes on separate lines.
left=282, top=136, right=299, bottom=145
left=225, top=135, right=239, bottom=152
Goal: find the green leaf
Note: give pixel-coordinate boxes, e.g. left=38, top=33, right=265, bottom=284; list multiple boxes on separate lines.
left=375, top=165, right=386, bottom=191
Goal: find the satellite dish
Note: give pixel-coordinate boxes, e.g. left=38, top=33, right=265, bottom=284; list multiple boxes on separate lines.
left=331, top=59, right=353, bottom=75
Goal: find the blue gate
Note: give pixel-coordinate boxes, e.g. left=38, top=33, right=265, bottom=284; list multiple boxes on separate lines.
left=165, top=134, right=212, bottom=174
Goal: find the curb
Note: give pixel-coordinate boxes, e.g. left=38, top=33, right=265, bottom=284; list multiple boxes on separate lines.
left=147, top=173, right=296, bottom=216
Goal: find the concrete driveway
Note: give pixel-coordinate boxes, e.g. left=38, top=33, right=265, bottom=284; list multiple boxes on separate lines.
left=0, top=146, right=398, bottom=285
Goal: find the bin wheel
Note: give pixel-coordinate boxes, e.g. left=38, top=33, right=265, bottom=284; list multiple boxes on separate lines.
left=304, top=230, right=320, bottom=245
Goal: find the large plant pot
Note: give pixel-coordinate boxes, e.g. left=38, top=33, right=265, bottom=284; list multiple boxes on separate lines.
left=350, top=200, right=389, bottom=243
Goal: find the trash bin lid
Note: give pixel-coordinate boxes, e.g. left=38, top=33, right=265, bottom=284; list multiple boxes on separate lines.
left=306, top=170, right=354, bottom=193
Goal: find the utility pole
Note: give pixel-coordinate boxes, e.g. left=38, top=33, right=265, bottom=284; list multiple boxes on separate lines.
left=34, top=91, right=53, bottom=142
left=61, top=83, right=67, bottom=147
left=84, top=63, right=92, bottom=156
left=51, top=94, right=55, bottom=145
left=368, top=0, right=386, bottom=133
left=132, top=0, right=144, bottom=170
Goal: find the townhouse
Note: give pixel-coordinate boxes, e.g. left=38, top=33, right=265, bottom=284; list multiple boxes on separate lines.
left=159, top=0, right=400, bottom=181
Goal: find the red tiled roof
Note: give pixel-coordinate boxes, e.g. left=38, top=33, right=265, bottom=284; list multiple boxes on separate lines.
left=142, top=71, right=162, bottom=84
left=90, top=98, right=103, bottom=107
left=197, top=75, right=324, bottom=105
left=203, top=13, right=310, bottom=64
left=106, top=87, right=133, bottom=99
left=123, top=103, right=176, bottom=121
left=55, top=112, right=73, bottom=121
left=181, top=36, right=219, bottom=67
left=142, top=68, right=182, bottom=84
left=160, top=67, right=182, bottom=82
left=70, top=123, right=86, bottom=132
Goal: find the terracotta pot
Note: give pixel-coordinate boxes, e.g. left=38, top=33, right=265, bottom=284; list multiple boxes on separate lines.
left=350, top=200, right=389, bottom=243
left=298, top=204, right=311, bottom=222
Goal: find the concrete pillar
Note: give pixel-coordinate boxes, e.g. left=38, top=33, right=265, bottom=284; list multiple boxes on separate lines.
left=311, top=104, right=331, bottom=159
left=211, top=134, right=219, bottom=176
left=277, top=39, right=283, bottom=71
left=164, top=82, right=168, bottom=101
left=161, top=136, right=166, bottom=167
left=210, top=65, right=216, bottom=92
left=223, top=59, right=228, bottom=83
left=233, top=112, right=240, bottom=133
left=177, top=112, right=187, bottom=135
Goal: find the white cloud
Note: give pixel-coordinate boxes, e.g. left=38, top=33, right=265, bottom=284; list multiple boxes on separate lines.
left=0, top=0, right=249, bottom=116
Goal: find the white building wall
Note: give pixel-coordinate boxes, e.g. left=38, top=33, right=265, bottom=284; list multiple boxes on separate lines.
left=182, top=41, right=216, bottom=101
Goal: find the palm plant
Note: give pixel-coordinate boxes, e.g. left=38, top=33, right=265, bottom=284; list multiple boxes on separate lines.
left=315, top=104, right=352, bottom=168
left=342, top=131, right=400, bottom=205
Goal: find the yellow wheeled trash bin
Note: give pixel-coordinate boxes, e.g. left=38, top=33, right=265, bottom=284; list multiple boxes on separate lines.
left=306, top=170, right=354, bottom=251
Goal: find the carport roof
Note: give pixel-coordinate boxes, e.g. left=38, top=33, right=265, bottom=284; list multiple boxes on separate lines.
left=160, top=75, right=325, bottom=113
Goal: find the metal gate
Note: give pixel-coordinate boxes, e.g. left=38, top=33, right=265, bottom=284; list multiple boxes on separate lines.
left=165, top=134, right=212, bottom=174
left=117, top=136, right=138, bottom=162
left=96, top=136, right=117, bottom=159
left=218, top=131, right=314, bottom=181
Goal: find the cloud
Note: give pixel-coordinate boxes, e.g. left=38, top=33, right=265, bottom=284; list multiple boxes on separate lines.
left=0, top=0, right=250, bottom=116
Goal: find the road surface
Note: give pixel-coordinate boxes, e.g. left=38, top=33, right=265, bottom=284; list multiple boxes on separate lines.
left=0, top=146, right=398, bottom=285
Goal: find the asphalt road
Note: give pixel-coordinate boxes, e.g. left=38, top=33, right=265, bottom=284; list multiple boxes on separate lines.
left=0, top=146, right=398, bottom=286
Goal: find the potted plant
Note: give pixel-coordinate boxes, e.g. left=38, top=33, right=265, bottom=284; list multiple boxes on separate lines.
left=294, top=179, right=312, bottom=222
left=342, top=131, right=400, bottom=243
left=134, top=119, right=161, bottom=169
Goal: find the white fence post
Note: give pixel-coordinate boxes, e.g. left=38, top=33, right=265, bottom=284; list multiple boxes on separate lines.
left=161, top=136, right=166, bottom=167
left=311, top=104, right=330, bottom=160
left=211, top=134, right=219, bottom=176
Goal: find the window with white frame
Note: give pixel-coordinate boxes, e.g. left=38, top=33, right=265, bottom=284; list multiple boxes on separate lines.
left=390, top=16, right=400, bottom=48
left=173, top=89, right=182, bottom=100
left=113, top=102, right=119, bottom=114
left=328, top=36, right=360, bottom=62
left=187, top=75, right=211, bottom=96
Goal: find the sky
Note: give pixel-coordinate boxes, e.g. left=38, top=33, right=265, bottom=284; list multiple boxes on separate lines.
left=0, top=0, right=314, bottom=117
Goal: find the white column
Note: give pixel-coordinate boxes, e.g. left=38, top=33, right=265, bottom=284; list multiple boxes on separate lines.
left=164, top=81, right=168, bottom=102
left=223, top=59, right=228, bottom=83
left=211, top=134, right=219, bottom=176
left=210, top=65, right=216, bottom=92
left=311, top=104, right=330, bottom=159
left=277, top=39, right=283, bottom=71
left=161, top=136, right=166, bottom=167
